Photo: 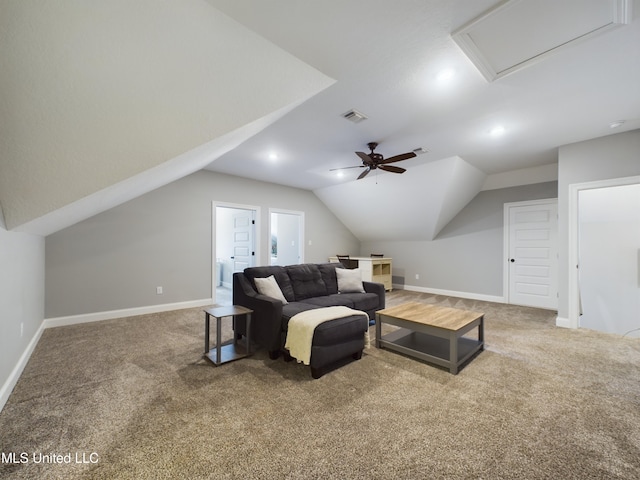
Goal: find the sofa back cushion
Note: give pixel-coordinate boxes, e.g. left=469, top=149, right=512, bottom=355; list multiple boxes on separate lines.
left=317, top=263, right=341, bottom=295
left=286, top=264, right=327, bottom=300
left=244, top=266, right=295, bottom=302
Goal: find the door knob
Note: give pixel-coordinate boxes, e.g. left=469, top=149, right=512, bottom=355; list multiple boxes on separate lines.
left=510, top=259, right=515, bottom=263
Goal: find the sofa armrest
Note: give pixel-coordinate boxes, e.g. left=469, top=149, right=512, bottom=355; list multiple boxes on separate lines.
left=233, top=273, right=284, bottom=352
left=363, top=281, right=385, bottom=311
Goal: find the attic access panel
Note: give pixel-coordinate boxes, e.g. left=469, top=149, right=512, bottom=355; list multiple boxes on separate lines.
left=452, top=0, right=631, bottom=81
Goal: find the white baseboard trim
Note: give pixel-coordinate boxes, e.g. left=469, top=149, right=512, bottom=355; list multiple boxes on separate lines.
left=1, top=299, right=214, bottom=414
left=44, top=298, right=213, bottom=329
left=0, top=322, right=45, bottom=413
left=556, top=316, right=573, bottom=329
left=395, top=284, right=505, bottom=304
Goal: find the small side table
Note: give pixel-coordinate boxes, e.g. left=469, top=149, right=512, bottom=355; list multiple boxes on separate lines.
left=204, top=305, right=253, bottom=366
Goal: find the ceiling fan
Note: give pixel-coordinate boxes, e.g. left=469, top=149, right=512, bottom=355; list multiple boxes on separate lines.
left=330, top=142, right=416, bottom=180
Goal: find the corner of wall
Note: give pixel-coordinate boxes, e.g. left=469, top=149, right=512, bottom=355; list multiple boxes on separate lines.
left=0, top=201, right=6, bottom=230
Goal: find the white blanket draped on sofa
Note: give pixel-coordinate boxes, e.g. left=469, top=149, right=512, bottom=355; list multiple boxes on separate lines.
left=284, top=306, right=370, bottom=365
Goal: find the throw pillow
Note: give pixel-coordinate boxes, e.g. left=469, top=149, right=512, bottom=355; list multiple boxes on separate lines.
left=336, top=268, right=365, bottom=293
left=254, top=275, right=289, bottom=304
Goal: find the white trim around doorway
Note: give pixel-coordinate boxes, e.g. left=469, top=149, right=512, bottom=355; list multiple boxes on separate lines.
left=269, top=208, right=305, bottom=266
left=211, top=201, right=261, bottom=304
left=567, top=175, right=640, bottom=329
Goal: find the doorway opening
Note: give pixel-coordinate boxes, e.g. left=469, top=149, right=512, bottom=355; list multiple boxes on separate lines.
left=213, top=203, right=260, bottom=305
left=270, top=209, right=304, bottom=266
left=568, top=176, right=640, bottom=336
left=576, top=181, right=640, bottom=337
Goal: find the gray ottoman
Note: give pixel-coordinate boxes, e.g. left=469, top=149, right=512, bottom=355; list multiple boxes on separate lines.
left=284, top=313, right=369, bottom=379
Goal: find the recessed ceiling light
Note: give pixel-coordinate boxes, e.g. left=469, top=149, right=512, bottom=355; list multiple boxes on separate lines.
left=268, top=152, right=278, bottom=161
left=437, top=69, right=455, bottom=82
left=609, top=120, right=625, bottom=129
left=490, top=125, right=506, bottom=137
left=336, top=170, right=344, bottom=178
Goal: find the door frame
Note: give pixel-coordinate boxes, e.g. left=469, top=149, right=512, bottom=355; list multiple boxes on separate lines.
left=268, top=208, right=305, bottom=266
left=567, top=175, right=640, bottom=329
left=503, top=198, right=558, bottom=307
left=212, top=201, right=261, bottom=303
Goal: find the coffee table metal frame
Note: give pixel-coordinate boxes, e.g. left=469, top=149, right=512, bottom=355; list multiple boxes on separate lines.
left=375, top=302, right=484, bottom=374
left=204, top=305, right=253, bottom=366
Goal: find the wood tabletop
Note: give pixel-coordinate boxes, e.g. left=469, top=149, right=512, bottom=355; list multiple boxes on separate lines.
left=204, top=305, right=253, bottom=318
left=377, top=302, right=483, bottom=331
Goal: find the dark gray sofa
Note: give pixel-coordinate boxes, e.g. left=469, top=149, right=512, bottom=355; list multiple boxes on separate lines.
left=232, top=262, right=385, bottom=377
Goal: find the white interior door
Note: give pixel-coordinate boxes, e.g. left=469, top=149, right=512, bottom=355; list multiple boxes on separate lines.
left=506, top=199, right=558, bottom=310
left=231, top=210, right=255, bottom=273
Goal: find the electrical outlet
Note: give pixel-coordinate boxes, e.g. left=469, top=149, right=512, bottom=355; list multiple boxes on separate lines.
left=415, top=274, right=420, bottom=280
left=156, top=286, right=163, bottom=295
left=20, top=322, right=24, bottom=338
left=308, top=240, right=312, bottom=246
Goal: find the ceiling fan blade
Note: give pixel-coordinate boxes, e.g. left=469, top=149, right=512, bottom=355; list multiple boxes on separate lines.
left=357, top=167, right=371, bottom=180
left=356, top=151, right=373, bottom=164
left=379, top=165, right=406, bottom=174
left=379, top=152, right=416, bottom=164
left=329, top=165, right=365, bottom=171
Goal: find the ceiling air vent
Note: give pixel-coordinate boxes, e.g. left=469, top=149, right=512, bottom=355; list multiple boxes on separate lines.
left=342, top=109, right=368, bottom=123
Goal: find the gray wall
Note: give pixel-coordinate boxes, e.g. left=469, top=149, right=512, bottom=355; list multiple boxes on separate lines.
left=360, top=181, right=558, bottom=297
left=557, top=129, right=640, bottom=319
left=0, top=206, right=45, bottom=407
left=45, top=170, right=359, bottom=318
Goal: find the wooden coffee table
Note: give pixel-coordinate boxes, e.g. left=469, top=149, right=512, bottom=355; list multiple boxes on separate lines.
left=375, top=302, right=484, bottom=374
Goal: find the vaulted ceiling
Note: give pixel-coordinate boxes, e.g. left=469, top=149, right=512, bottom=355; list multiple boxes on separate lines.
left=0, top=0, right=334, bottom=234
left=1, top=1, right=639, bottom=240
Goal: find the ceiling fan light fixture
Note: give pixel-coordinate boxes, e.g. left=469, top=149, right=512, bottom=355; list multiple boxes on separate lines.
left=413, top=147, right=428, bottom=155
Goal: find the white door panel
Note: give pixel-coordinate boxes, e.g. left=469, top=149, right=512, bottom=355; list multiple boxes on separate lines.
left=232, top=211, right=254, bottom=273
left=507, top=200, right=558, bottom=310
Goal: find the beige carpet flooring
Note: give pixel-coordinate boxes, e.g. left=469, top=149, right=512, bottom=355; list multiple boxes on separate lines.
left=1, top=290, right=639, bottom=479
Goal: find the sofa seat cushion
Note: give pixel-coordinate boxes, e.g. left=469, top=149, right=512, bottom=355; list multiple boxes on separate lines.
left=281, top=302, right=322, bottom=328
left=313, top=314, right=369, bottom=347
left=301, top=294, right=355, bottom=309
left=337, top=292, right=380, bottom=312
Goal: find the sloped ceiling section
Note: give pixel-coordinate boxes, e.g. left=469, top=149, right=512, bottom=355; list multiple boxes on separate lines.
left=314, top=157, right=486, bottom=242
left=0, top=0, right=334, bottom=234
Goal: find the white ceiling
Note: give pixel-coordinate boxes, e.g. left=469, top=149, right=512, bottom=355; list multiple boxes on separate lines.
left=2, top=0, right=639, bottom=240
left=205, top=0, right=640, bottom=191
left=0, top=0, right=334, bottom=234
